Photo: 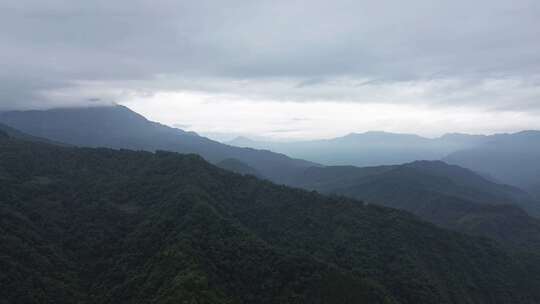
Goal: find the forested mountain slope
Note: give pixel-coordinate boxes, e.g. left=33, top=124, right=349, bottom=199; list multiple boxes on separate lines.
left=292, top=161, right=540, bottom=250
left=0, top=122, right=58, bottom=144
left=0, top=105, right=316, bottom=184
left=1, top=132, right=539, bottom=303
left=216, top=158, right=263, bottom=177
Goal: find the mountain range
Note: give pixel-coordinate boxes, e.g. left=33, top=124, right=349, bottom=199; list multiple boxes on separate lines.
left=0, top=106, right=316, bottom=185
left=228, top=130, right=540, bottom=197
left=444, top=131, right=540, bottom=197
left=4, top=106, right=538, bottom=195
left=2, top=127, right=540, bottom=303
left=226, top=131, right=488, bottom=166
left=1, top=105, right=538, bottom=230
left=290, top=160, right=540, bottom=251
left=2, top=105, right=540, bottom=302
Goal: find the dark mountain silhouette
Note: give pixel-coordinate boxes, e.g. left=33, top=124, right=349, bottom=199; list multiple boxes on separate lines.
left=0, top=105, right=317, bottom=184
left=3, top=106, right=540, bottom=254
left=216, top=158, right=262, bottom=177
left=531, top=182, right=540, bottom=200
left=4, top=106, right=537, bottom=198
left=291, top=160, right=540, bottom=249
left=0, top=122, right=58, bottom=144
left=1, top=132, right=540, bottom=303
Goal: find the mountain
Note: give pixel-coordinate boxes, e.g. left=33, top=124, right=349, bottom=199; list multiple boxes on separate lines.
left=227, top=131, right=489, bottom=167
left=445, top=130, right=540, bottom=195
left=0, top=122, right=58, bottom=144
left=531, top=183, right=540, bottom=200
left=292, top=160, right=536, bottom=210
left=216, top=158, right=262, bottom=177
left=0, top=105, right=317, bottom=184
left=228, top=130, right=540, bottom=198
left=4, top=106, right=538, bottom=197
left=1, top=132, right=540, bottom=303
left=291, top=160, right=540, bottom=250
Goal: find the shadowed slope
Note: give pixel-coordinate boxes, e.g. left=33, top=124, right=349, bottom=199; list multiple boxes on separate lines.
left=1, top=134, right=539, bottom=303
left=0, top=105, right=317, bottom=184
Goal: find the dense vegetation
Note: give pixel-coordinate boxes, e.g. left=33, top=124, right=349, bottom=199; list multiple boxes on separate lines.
left=0, top=122, right=58, bottom=144
left=3, top=107, right=540, bottom=290
left=1, top=132, right=540, bottom=303
left=291, top=161, right=540, bottom=251
left=216, top=158, right=262, bottom=177
left=0, top=106, right=316, bottom=184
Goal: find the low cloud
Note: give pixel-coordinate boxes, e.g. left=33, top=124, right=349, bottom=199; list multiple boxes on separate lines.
left=1, top=0, right=539, bottom=133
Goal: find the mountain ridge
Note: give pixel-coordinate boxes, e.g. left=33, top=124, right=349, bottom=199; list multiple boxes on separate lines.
left=1, top=131, right=540, bottom=303
left=444, top=131, right=540, bottom=193
left=226, top=131, right=488, bottom=167
left=291, top=160, right=540, bottom=250
left=228, top=130, right=540, bottom=194
left=0, top=105, right=318, bottom=184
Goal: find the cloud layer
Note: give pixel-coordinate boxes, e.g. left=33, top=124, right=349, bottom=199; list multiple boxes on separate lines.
left=1, top=0, right=539, bottom=135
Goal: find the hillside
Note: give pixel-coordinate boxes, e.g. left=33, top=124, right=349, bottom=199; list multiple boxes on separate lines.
left=292, top=161, right=540, bottom=250
left=216, top=158, right=263, bottom=177
left=0, top=122, right=58, bottom=144
left=228, top=131, right=540, bottom=199
left=1, top=133, right=539, bottom=303
left=292, top=161, right=537, bottom=212
left=445, top=131, right=540, bottom=195
left=0, top=105, right=317, bottom=184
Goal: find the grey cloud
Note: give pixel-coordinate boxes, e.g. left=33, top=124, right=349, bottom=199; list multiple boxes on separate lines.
left=291, top=117, right=312, bottom=122
left=0, top=0, right=539, bottom=110
left=296, top=78, right=328, bottom=88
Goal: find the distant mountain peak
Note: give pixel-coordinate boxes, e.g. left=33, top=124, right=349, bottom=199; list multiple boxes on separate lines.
left=513, top=130, right=540, bottom=137
left=343, top=131, right=426, bottom=139
left=440, top=132, right=484, bottom=138
left=406, top=159, right=448, bottom=167
left=345, top=131, right=390, bottom=137
left=226, top=136, right=261, bottom=147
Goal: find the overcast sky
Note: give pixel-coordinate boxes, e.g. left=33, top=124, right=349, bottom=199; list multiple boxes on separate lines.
left=1, top=0, right=540, bottom=140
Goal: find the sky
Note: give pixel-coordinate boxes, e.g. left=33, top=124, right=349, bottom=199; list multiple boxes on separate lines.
left=1, top=0, right=540, bottom=140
